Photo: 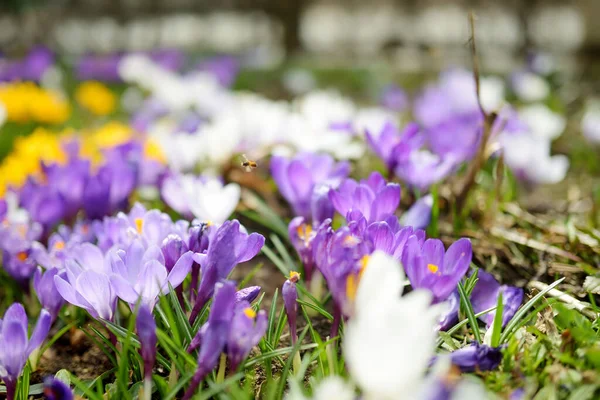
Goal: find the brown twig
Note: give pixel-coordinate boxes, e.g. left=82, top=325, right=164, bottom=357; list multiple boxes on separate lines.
left=454, top=11, right=498, bottom=214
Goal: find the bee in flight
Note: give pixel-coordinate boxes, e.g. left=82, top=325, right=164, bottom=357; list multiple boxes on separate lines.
left=241, top=154, right=257, bottom=172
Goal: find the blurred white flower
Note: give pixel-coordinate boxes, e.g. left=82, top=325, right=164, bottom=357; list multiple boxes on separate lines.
left=480, top=76, right=505, bottom=113
left=582, top=107, right=600, bottom=144
left=344, top=251, right=443, bottom=400
left=152, top=127, right=204, bottom=173
left=162, top=174, right=240, bottom=224
left=511, top=71, right=550, bottom=102
left=353, top=107, right=398, bottom=138
left=0, top=103, right=6, bottom=128
left=519, top=104, right=565, bottom=140
left=286, top=376, right=355, bottom=400
left=501, top=134, right=569, bottom=184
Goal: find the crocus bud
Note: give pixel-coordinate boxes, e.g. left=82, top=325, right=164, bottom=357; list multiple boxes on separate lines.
left=136, top=305, right=157, bottom=379
left=235, top=286, right=261, bottom=304
left=43, top=377, right=73, bottom=400
left=187, top=222, right=211, bottom=254
left=282, top=271, right=300, bottom=344
left=161, top=234, right=188, bottom=271
left=33, top=267, right=65, bottom=322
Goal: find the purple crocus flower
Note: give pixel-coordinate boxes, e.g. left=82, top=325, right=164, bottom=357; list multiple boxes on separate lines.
left=109, top=239, right=193, bottom=309
left=183, top=281, right=237, bottom=400
left=235, top=286, right=261, bottom=303
left=136, top=305, right=157, bottom=380
left=0, top=304, right=52, bottom=400
left=189, top=220, right=264, bottom=323
left=282, top=271, right=300, bottom=344
left=288, top=217, right=317, bottom=283
left=312, top=220, right=370, bottom=325
left=43, top=377, right=73, bottom=400
left=83, top=158, right=137, bottom=220
left=365, top=122, right=420, bottom=174
left=271, top=152, right=350, bottom=223
left=76, top=54, right=122, bottom=82
left=449, top=342, right=503, bottom=372
left=3, top=248, right=38, bottom=285
left=33, top=267, right=66, bottom=321
left=19, top=183, right=65, bottom=232
left=358, top=217, right=422, bottom=261
left=470, top=270, right=523, bottom=327
left=161, top=234, right=189, bottom=272
left=195, top=56, right=240, bottom=87
left=400, top=195, right=433, bottom=230
left=401, top=236, right=472, bottom=303
left=227, top=302, right=268, bottom=371
left=438, top=291, right=460, bottom=331
left=19, top=46, right=54, bottom=82
left=42, top=154, right=91, bottom=220
left=54, top=243, right=117, bottom=320
left=380, top=84, right=408, bottom=112
left=394, top=147, right=458, bottom=192
left=329, top=172, right=400, bottom=224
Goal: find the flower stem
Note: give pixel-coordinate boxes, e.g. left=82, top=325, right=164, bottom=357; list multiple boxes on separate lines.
left=216, top=353, right=227, bottom=384
left=142, top=376, right=152, bottom=400
left=181, top=369, right=204, bottom=400
left=5, top=380, right=16, bottom=400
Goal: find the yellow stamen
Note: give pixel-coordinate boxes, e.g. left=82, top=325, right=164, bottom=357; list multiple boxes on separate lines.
left=360, top=255, right=370, bottom=273
left=16, top=251, right=28, bottom=262
left=296, top=224, right=312, bottom=246
left=135, top=218, right=143, bottom=234
left=343, top=235, right=359, bottom=246
left=427, top=263, right=439, bottom=274
left=289, top=271, right=301, bottom=283
left=206, top=220, right=213, bottom=227
left=54, top=241, right=65, bottom=250
left=17, top=225, right=27, bottom=238
left=346, top=255, right=370, bottom=302
left=243, top=307, right=256, bottom=319
left=346, top=274, right=359, bottom=302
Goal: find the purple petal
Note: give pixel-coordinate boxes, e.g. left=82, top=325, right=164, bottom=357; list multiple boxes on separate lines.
left=237, top=233, right=265, bottom=263
left=165, top=251, right=194, bottom=290
left=401, top=194, right=433, bottom=229
left=442, top=238, right=472, bottom=276
left=26, top=309, right=51, bottom=354
left=110, top=275, right=140, bottom=304
left=371, top=183, right=401, bottom=221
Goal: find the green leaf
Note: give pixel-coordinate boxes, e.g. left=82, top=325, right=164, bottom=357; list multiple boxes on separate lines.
left=500, top=278, right=564, bottom=344
left=262, top=245, right=290, bottom=276
left=457, top=281, right=482, bottom=343
left=55, top=369, right=71, bottom=385
left=490, top=291, right=504, bottom=347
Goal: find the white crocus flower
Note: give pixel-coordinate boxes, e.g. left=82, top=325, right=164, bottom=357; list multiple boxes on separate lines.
left=518, top=104, right=565, bottom=140
left=162, top=175, right=240, bottom=224
left=512, top=71, right=550, bottom=102
left=344, top=251, right=443, bottom=400
left=501, top=134, right=569, bottom=184
left=480, top=76, right=506, bottom=113
left=353, top=107, right=399, bottom=138
left=582, top=106, right=600, bottom=144
left=287, top=377, right=355, bottom=400
left=3, top=191, right=29, bottom=225
left=153, top=128, right=205, bottom=173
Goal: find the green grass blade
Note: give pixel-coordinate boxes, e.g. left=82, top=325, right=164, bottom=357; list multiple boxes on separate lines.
left=490, top=291, right=504, bottom=347
left=458, top=281, right=481, bottom=342
left=499, top=278, right=565, bottom=344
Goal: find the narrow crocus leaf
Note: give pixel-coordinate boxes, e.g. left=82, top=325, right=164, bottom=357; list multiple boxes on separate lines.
left=490, top=291, right=504, bottom=348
